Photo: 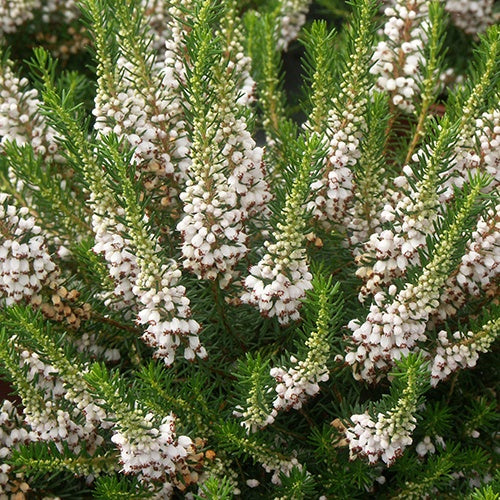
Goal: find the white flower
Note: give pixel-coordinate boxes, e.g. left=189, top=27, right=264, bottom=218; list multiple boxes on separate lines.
left=0, top=195, right=58, bottom=306
left=111, top=413, right=193, bottom=483
left=372, top=0, right=429, bottom=113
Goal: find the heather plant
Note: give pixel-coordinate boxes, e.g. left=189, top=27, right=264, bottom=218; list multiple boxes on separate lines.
left=0, top=0, right=498, bottom=498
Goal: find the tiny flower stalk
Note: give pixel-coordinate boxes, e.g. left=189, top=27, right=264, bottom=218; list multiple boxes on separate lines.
left=178, top=0, right=271, bottom=287
left=101, top=138, right=204, bottom=365
left=32, top=49, right=112, bottom=207
left=80, top=0, right=115, bottom=103
left=403, top=2, right=447, bottom=164
left=0, top=329, right=45, bottom=418
left=247, top=11, right=292, bottom=162
left=242, top=135, right=322, bottom=325
left=2, top=308, right=84, bottom=391
left=270, top=275, right=343, bottom=412
left=10, top=445, right=117, bottom=478
left=348, top=93, right=389, bottom=249
left=356, top=118, right=458, bottom=302
left=373, top=0, right=429, bottom=117
left=274, top=0, right=312, bottom=51
left=452, top=25, right=500, bottom=135
left=233, top=353, right=276, bottom=433
left=308, top=0, right=376, bottom=227
left=301, top=20, right=335, bottom=135
left=3, top=144, right=89, bottom=244
left=431, top=314, right=500, bottom=386
left=220, top=422, right=303, bottom=485
left=84, top=363, right=198, bottom=486
left=346, top=354, right=429, bottom=465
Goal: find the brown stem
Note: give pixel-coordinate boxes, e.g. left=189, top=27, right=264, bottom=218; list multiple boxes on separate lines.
left=91, top=311, right=141, bottom=334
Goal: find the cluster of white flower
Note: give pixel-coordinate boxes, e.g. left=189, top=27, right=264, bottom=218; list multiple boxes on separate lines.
left=415, top=436, right=434, bottom=456
left=93, top=215, right=204, bottom=365
left=371, top=0, right=429, bottom=113
left=39, top=0, right=79, bottom=24
left=0, top=0, right=80, bottom=34
left=178, top=14, right=270, bottom=286
left=346, top=408, right=417, bottom=465
left=16, top=348, right=107, bottom=454
left=346, top=294, right=407, bottom=382
left=242, top=235, right=313, bottom=325
left=94, top=60, right=177, bottom=176
left=234, top=401, right=304, bottom=480
left=233, top=403, right=277, bottom=434
left=430, top=317, right=499, bottom=386
left=111, top=412, right=194, bottom=484
left=261, top=451, right=303, bottom=485
left=270, top=354, right=329, bottom=412
left=160, top=1, right=192, bottom=178
left=356, top=124, right=462, bottom=302
left=445, top=0, right=494, bottom=34
left=0, top=193, right=58, bottom=307
left=276, top=0, right=312, bottom=50
left=127, top=208, right=204, bottom=365
left=91, top=12, right=187, bottom=201
left=348, top=151, right=488, bottom=381
left=177, top=117, right=269, bottom=286
left=0, top=399, right=32, bottom=458
left=443, top=109, right=500, bottom=199
left=0, top=400, right=32, bottom=498
left=0, top=59, right=59, bottom=159
left=365, top=179, right=484, bottom=385
left=74, top=332, right=121, bottom=361
left=347, top=263, right=448, bottom=382
left=0, top=0, right=40, bottom=34
left=135, top=260, right=205, bottom=365
left=383, top=0, right=494, bottom=35
left=270, top=295, right=333, bottom=411
left=477, top=109, right=500, bottom=184
left=234, top=300, right=336, bottom=430
left=243, top=136, right=316, bottom=324
left=415, top=434, right=444, bottom=457
left=356, top=170, right=438, bottom=301
left=432, top=203, right=499, bottom=323
left=91, top=191, right=203, bottom=365
left=456, top=203, right=499, bottom=294
left=308, top=105, right=365, bottom=226
left=91, top=209, right=139, bottom=310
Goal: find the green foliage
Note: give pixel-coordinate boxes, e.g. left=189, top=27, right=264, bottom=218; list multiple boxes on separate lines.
left=274, top=466, right=317, bottom=499
left=194, top=475, right=236, bottom=499
left=94, top=475, right=153, bottom=499
left=470, top=481, right=500, bottom=500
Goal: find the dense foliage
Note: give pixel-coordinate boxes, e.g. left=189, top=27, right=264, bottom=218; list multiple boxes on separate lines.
left=0, top=0, right=498, bottom=498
